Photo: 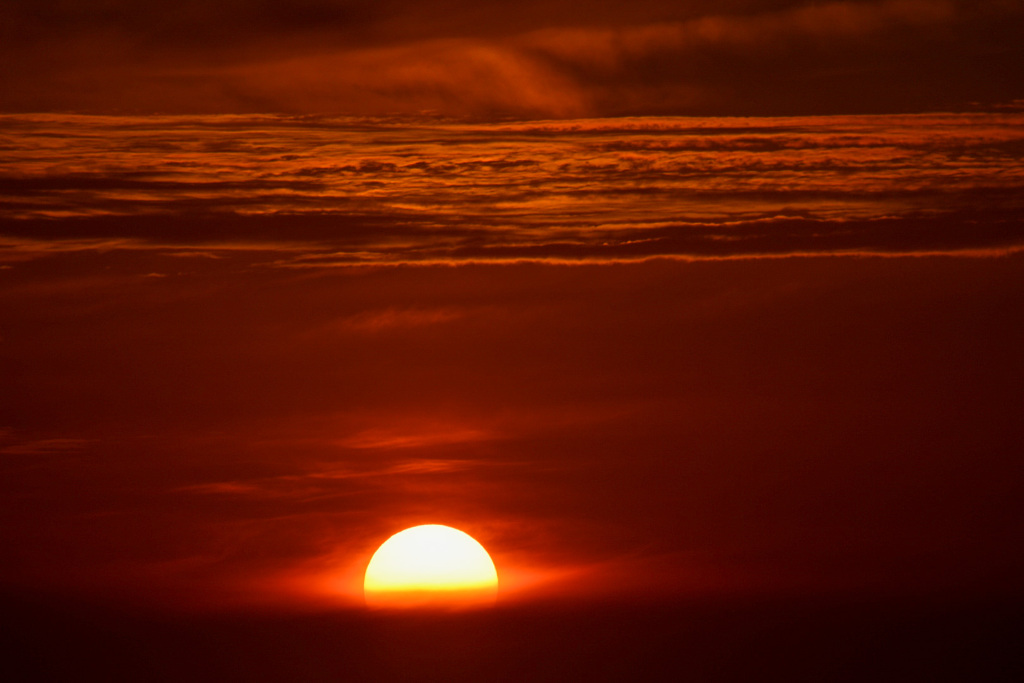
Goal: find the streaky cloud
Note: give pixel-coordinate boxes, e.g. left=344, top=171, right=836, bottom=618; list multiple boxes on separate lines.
left=2, top=112, right=1023, bottom=264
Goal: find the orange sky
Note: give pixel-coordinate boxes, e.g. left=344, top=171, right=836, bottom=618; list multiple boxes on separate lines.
left=3, top=250, right=1024, bottom=608
left=1, top=2, right=1023, bottom=623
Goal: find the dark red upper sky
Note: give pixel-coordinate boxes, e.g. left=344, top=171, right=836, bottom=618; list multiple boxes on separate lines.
left=2, top=0, right=1022, bottom=117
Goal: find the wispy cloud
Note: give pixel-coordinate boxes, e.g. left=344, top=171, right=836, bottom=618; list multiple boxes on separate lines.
left=179, top=458, right=492, bottom=502
left=337, top=427, right=491, bottom=450
left=0, top=432, right=90, bottom=455
left=217, top=39, right=590, bottom=118
left=7, top=0, right=1016, bottom=116
left=333, top=307, right=468, bottom=333
left=522, top=0, right=957, bottom=69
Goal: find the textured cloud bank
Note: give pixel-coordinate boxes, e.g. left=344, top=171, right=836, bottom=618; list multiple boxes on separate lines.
left=2, top=112, right=1023, bottom=264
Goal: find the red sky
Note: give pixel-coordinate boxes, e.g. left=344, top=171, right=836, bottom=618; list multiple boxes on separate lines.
left=2, top=0, right=1022, bottom=116
left=1, top=0, right=1023, bottom=623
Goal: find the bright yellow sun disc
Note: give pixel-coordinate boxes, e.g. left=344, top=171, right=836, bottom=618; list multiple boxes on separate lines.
left=364, top=524, right=498, bottom=608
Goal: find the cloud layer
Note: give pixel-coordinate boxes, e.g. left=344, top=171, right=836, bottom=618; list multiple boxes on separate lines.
left=3, top=112, right=1023, bottom=264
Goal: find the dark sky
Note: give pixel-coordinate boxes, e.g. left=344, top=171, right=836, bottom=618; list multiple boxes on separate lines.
left=1, top=0, right=1022, bottom=116
left=1, top=2, right=1023, bottom=659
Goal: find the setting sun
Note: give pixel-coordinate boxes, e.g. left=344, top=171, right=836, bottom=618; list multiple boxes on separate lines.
left=363, top=525, right=498, bottom=608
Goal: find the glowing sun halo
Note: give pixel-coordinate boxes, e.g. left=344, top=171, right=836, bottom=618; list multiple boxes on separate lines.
left=363, top=524, right=498, bottom=608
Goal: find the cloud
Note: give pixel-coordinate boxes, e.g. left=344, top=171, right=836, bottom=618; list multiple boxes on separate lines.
left=332, top=307, right=469, bottom=334
left=2, top=112, right=1023, bottom=264
left=0, top=434, right=89, bottom=455
left=216, top=39, right=591, bottom=118
left=178, top=458, right=496, bottom=503
left=2, top=0, right=1020, bottom=116
left=337, top=427, right=491, bottom=450
left=62, top=1, right=957, bottom=117
left=523, top=0, right=957, bottom=68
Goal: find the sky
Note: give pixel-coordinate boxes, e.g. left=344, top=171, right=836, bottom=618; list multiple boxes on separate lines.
left=1, top=0, right=1023, bottom=663
left=2, top=0, right=1023, bottom=117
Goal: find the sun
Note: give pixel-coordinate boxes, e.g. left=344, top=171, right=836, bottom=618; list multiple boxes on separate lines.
left=363, top=524, right=498, bottom=608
